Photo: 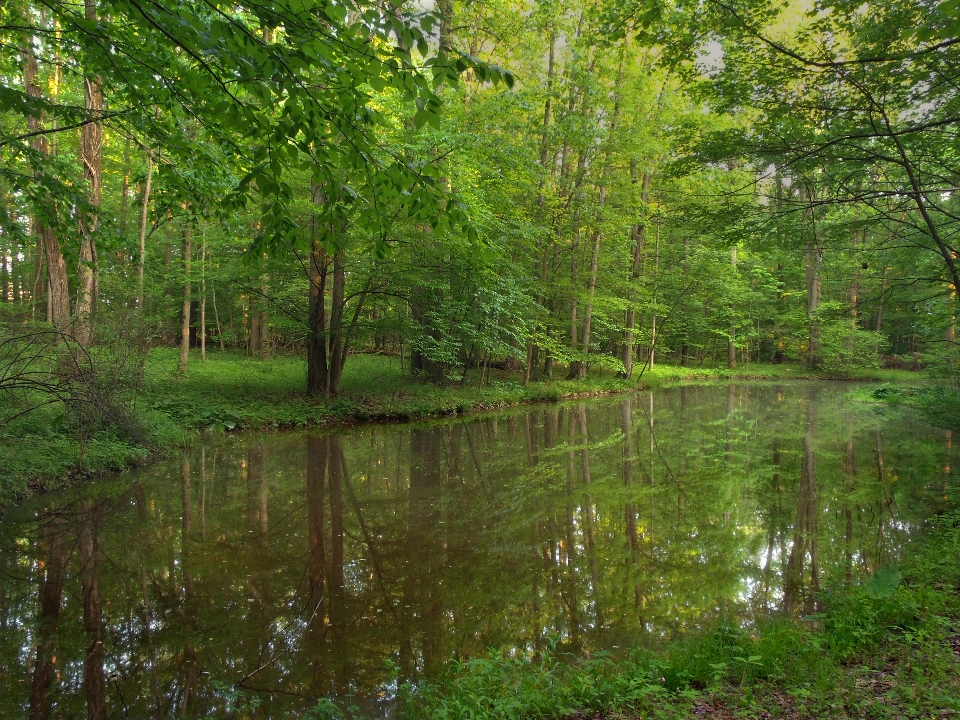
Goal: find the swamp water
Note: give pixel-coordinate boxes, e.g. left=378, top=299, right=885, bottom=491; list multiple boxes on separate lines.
left=0, top=382, right=955, bottom=717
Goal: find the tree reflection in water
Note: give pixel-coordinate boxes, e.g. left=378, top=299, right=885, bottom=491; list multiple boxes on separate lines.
left=0, top=383, right=953, bottom=717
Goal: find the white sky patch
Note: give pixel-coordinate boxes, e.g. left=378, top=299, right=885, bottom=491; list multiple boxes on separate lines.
left=901, top=80, right=940, bottom=123
left=696, top=39, right=725, bottom=77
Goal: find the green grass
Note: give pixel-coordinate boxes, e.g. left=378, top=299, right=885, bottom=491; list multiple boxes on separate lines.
left=354, top=509, right=960, bottom=720
left=0, top=348, right=926, bottom=505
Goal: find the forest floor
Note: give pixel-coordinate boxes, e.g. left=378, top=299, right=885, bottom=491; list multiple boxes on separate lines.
left=404, top=509, right=960, bottom=720
left=0, top=348, right=923, bottom=505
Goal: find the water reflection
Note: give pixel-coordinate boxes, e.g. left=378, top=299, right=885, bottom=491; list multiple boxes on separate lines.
left=0, top=383, right=953, bottom=717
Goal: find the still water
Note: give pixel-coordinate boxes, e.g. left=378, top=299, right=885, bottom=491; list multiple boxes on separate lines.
left=0, top=383, right=954, bottom=717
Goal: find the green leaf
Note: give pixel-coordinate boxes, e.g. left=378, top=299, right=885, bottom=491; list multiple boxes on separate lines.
left=865, top=565, right=902, bottom=600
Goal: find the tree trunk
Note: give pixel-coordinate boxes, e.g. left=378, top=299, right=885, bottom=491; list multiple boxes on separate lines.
left=806, top=247, right=822, bottom=368
left=32, top=230, right=46, bottom=321
left=527, top=31, right=557, bottom=384
left=200, top=235, right=206, bottom=361
left=327, top=249, right=346, bottom=395
left=0, top=229, right=8, bottom=303
left=178, top=226, right=192, bottom=374
left=565, top=150, right=589, bottom=380
left=137, top=150, right=153, bottom=309
left=119, top=136, right=130, bottom=243
left=729, top=246, right=737, bottom=369
left=75, top=0, right=103, bottom=347
left=307, top=182, right=330, bottom=395
left=212, top=285, right=225, bottom=353
left=307, top=242, right=329, bottom=396
left=623, top=167, right=651, bottom=378
left=579, top=54, right=624, bottom=380
left=8, top=245, right=17, bottom=304
left=249, top=303, right=260, bottom=356
left=650, top=220, right=660, bottom=369
left=258, top=258, right=271, bottom=359
left=22, top=40, right=69, bottom=331
left=848, top=203, right=862, bottom=351
left=874, top=268, right=887, bottom=343
left=580, top=228, right=600, bottom=381
left=306, top=240, right=369, bottom=396
left=44, top=231, right=70, bottom=332
left=803, top=185, right=823, bottom=368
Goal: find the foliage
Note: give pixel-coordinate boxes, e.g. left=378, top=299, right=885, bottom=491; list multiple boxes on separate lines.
left=816, top=320, right=886, bottom=378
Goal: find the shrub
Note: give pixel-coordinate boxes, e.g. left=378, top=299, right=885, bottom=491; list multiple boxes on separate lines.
left=817, top=321, right=886, bottom=377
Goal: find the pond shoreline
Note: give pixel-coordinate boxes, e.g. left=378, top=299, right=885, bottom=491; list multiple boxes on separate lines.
left=3, top=379, right=955, bottom=719
left=2, top=352, right=920, bottom=506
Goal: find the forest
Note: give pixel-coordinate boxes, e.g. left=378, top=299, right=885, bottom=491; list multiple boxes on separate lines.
left=4, top=0, right=960, bottom=718
left=3, top=0, right=960, bottom=393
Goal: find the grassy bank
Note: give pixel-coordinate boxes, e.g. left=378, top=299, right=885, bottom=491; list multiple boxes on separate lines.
left=0, top=349, right=921, bottom=505
left=380, top=509, right=960, bottom=720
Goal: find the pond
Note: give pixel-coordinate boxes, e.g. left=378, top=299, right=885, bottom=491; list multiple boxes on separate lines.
left=0, top=382, right=954, bottom=718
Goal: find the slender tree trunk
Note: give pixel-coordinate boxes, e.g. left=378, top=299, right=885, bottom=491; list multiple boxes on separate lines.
left=212, top=285, right=225, bottom=353
left=9, top=247, right=17, bottom=304
left=119, top=136, right=131, bottom=245
left=307, top=244, right=328, bottom=394
left=680, top=237, right=691, bottom=365
left=804, top=186, right=822, bottom=368
left=327, top=249, right=346, bottom=395
left=806, top=247, right=822, bottom=368
left=567, top=226, right=580, bottom=379
left=729, top=247, right=737, bottom=369
left=579, top=55, right=624, bottom=380
left=526, top=31, right=557, bottom=385
left=566, top=150, right=589, bottom=379
left=178, top=225, right=192, bottom=374
left=137, top=150, right=153, bottom=309
left=75, top=0, right=103, bottom=347
left=579, top=224, right=602, bottom=380
left=623, top=170, right=651, bottom=378
left=0, top=231, right=8, bottom=303
left=22, top=41, right=69, bottom=331
left=849, top=187, right=862, bottom=348
left=307, top=185, right=330, bottom=395
left=874, top=267, right=887, bottom=356
left=200, top=234, right=206, bottom=361
left=259, top=258, right=271, bottom=359
left=249, top=302, right=260, bottom=356
left=650, top=220, right=660, bottom=369
left=32, top=231, right=46, bottom=321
